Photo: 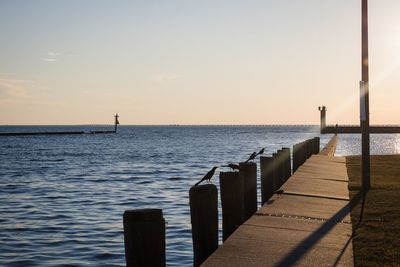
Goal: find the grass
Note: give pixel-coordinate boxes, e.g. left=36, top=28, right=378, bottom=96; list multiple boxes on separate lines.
left=346, top=155, right=400, bottom=266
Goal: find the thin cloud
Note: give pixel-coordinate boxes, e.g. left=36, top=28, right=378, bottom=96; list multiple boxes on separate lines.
left=42, top=52, right=62, bottom=62
left=0, top=78, right=61, bottom=107
left=0, top=78, right=33, bottom=99
left=47, top=52, right=62, bottom=56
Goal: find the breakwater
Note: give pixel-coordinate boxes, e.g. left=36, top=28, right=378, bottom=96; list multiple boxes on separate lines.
left=0, top=129, right=117, bottom=136
left=322, top=125, right=400, bottom=134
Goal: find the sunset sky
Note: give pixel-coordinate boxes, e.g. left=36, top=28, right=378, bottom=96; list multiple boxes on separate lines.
left=1, top=0, right=400, bottom=125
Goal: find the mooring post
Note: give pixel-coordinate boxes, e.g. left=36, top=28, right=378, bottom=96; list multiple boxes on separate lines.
left=239, top=162, right=257, bottom=222
left=296, top=143, right=302, bottom=167
left=272, top=151, right=281, bottom=192
left=219, top=171, right=244, bottom=241
left=277, top=149, right=285, bottom=186
left=282, top=147, right=291, bottom=180
left=280, top=150, right=286, bottom=183
left=300, top=141, right=307, bottom=165
left=189, top=184, right=218, bottom=266
left=260, top=156, right=274, bottom=204
left=123, top=209, right=165, bottom=267
left=314, top=137, right=320, bottom=154
left=292, top=143, right=300, bottom=173
left=307, top=139, right=312, bottom=159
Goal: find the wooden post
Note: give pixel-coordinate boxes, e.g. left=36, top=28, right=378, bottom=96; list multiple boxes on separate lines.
left=311, top=138, right=315, bottom=154
left=272, top=152, right=281, bottom=190
left=282, top=147, right=291, bottom=180
left=279, top=150, right=286, bottom=184
left=260, top=156, right=274, bottom=204
left=239, top=162, right=257, bottom=222
left=189, top=184, right=218, bottom=266
left=306, top=139, right=311, bottom=159
left=309, top=139, right=314, bottom=156
left=288, top=147, right=292, bottom=177
left=297, top=143, right=302, bottom=167
left=314, top=137, right=320, bottom=154
left=219, top=172, right=244, bottom=241
left=123, top=209, right=165, bottom=267
left=292, top=143, right=300, bottom=173
left=277, top=150, right=284, bottom=187
left=300, top=141, right=306, bottom=164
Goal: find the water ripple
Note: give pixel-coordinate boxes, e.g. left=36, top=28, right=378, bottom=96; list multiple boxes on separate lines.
left=2, top=126, right=388, bottom=266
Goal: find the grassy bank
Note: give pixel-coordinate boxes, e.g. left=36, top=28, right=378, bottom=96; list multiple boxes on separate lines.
left=346, top=155, right=400, bottom=266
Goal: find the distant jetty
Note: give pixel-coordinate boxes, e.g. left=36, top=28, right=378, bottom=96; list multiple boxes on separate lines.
left=0, top=114, right=120, bottom=136
left=318, top=106, right=400, bottom=134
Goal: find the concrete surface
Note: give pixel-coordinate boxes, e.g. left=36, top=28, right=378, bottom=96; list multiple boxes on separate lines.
left=203, top=137, right=353, bottom=266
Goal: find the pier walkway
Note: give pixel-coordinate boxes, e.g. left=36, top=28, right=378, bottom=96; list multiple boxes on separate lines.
left=203, top=136, right=354, bottom=266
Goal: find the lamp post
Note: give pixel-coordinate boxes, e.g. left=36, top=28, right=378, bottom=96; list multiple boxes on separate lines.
left=361, top=0, right=371, bottom=191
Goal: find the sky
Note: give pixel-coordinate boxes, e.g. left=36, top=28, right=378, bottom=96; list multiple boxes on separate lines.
left=1, top=0, right=400, bottom=125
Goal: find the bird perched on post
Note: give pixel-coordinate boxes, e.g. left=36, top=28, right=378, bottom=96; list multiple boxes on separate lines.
left=244, top=152, right=257, bottom=163
left=222, top=164, right=241, bottom=171
left=194, top=167, right=218, bottom=186
left=256, top=148, right=265, bottom=156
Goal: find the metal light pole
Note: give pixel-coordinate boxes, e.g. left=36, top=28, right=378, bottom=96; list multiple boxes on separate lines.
left=361, top=0, right=371, bottom=191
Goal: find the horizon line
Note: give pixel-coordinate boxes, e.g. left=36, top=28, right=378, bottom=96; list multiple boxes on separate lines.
left=0, top=123, right=321, bottom=127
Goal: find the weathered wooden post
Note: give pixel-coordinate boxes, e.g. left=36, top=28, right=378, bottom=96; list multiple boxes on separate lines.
left=239, top=162, right=257, bottom=222
left=260, top=156, right=274, bottom=205
left=296, top=143, right=302, bottom=167
left=272, top=152, right=281, bottom=190
left=123, top=209, right=166, bottom=267
left=300, top=141, right=306, bottom=165
left=310, top=138, right=315, bottom=157
left=304, top=139, right=310, bottom=159
left=313, top=137, right=320, bottom=154
left=310, top=138, right=315, bottom=155
left=189, top=184, right=218, bottom=266
left=292, top=143, right=300, bottom=173
left=282, top=147, right=291, bottom=180
left=219, top=171, right=244, bottom=241
left=278, top=149, right=285, bottom=186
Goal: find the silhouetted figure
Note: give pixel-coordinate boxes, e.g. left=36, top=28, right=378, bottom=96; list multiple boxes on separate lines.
left=256, top=148, right=265, bottom=156
left=114, top=113, right=120, bottom=133
left=244, top=152, right=257, bottom=163
left=223, top=164, right=241, bottom=171
left=194, top=167, right=218, bottom=186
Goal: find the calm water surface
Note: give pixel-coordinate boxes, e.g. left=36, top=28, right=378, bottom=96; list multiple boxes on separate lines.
left=1, top=125, right=399, bottom=266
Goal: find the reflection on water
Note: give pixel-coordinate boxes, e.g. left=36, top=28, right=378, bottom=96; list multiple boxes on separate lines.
left=335, top=133, right=400, bottom=156
left=0, top=126, right=399, bottom=266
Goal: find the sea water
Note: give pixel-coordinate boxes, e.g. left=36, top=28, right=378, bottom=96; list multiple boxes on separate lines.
left=1, top=125, right=399, bottom=266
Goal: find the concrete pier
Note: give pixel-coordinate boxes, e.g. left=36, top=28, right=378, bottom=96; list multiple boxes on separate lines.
left=318, top=106, right=400, bottom=134
left=322, top=125, right=400, bottom=134
left=202, top=136, right=353, bottom=266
